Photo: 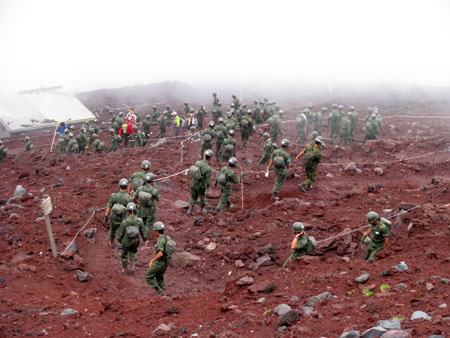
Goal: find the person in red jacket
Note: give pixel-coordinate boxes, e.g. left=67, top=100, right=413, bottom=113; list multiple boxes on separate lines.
left=119, top=120, right=135, bottom=147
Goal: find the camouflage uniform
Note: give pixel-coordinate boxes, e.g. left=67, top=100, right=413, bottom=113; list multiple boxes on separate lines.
left=214, top=124, right=228, bottom=158
left=338, top=116, right=351, bottom=146
left=145, top=234, right=172, bottom=291
left=296, top=113, right=308, bottom=144
left=107, top=190, right=131, bottom=241
left=117, top=215, right=146, bottom=268
left=271, top=148, right=290, bottom=194
left=220, top=137, right=236, bottom=163
left=258, top=138, right=273, bottom=166
left=214, top=166, right=242, bottom=211
left=134, top=184, right=159, bottom=234
left=189, top=160, right=212, bottom=209
left=301, top=144, right=322, bottom=189
left=200, top=129, right=215, bottom=158
left=364, top=219, right=391, bottom=260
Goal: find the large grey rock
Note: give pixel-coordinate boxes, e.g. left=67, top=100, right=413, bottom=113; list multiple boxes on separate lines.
left=175, top=200, right=190, bottom=209
left=378, top=319, right=401, bottom=329
left=256, top=255, right=271, bottom=266
left=170, top=252, right=201, bottom=268
left=362, top=326, right=387, bottom=338
left=380, top=330, right=411, bottom=338
left=355, top=273, right=371, bottom=284
left=60, top=308, right=78, bottom=316
left=306, top=291, right=333, bottom=307
left=410, top=310, right=431, bottom=321
left=273, top=304, right=291, bottom=316
left=204, top=242, right=216, bottom=252
left=344, top=163, right=357, bottom=172
left=301, top=306, right=314, bottom=317
left=288, top=296, right=299, bottom=304
left=278, top=309, right=299, bottom=326
left=374, top=167, right=384, bottom=176
left=339, top=331, right=360, bottom=338
left=14, top=185, right=26, bottom=198
left=236, top=276, right=254, bottom=286
left=76, top=271, right=91, bottom=282
left=152, top=323, right=171, bottom=336
left=428, top=336, right=445, bottom=338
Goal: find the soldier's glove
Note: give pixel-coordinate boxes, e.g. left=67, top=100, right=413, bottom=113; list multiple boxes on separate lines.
left=104, top=216, right=109, bottom=224
left=360, top=236, right=366, bottom=244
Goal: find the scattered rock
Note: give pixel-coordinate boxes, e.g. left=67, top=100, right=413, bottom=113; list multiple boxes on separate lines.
left=442, top=278, right=450, bottom=285
left=326, top=173, right=334, bottom=178
left=344, top=163, right=357, bottom=172
left=193, top=217, right=203, bottom=226
left=83, top=228, right=97, bottom=238
left=394, top=261, right=408, bottom=271
left=278, top=309, right=299, bottom=326
left=380, top=330, right=411, bottom=338
left=76, top=271, right=91, bottom=282
left=258, top=246, right=275, bottom=256
left=306, top=291, right=333, bottom=307
left=377, top=319, right=401, bottom=329
left=277, top=326, right=287, bottom=332
left=60, top=308, right=78, bottom=316
left=382, top=209, right=392, bottom=214
left=256, top=297, right=265, bottom=303
left=204, top=242, right=216, bottom=252
left=18, top=263, right=37, bottom=273
left=362, top=326, right=387, bottom=338
left=9, top=213, right=19, bottom=219
left=14, top=185, right=26, bottom=198
left=339, top=331, right=361, bottom=338
left=300, top=306, right=314, bottom=317
left=234, top=259, right=244, bottom=268
left=425, top=282, right=434, bottom=291
left=410, top=310, right=431, bottom=321
left=248, top=282, right=275, bottom=294
left=289, top=296, right=299, bottom=304
left=61, top=243, right=78, bottom=259
left=438, top=303, right=447, bottom=309
left=174, top=200, right=190, bottom=209
left=355, top=273, right=371, bottom=284
left=256, top=255, right=271, bottom=266
left=273, top=304, right=291, bottom=316
left=374, top=167, right=384, bottom=176
left=170, top=252, right=201, bottom=268
left=395, top=283, right=407, bottom=290
left=236, top=276, right=254, bottom=286
left=152, top=323, right=171, bottom=336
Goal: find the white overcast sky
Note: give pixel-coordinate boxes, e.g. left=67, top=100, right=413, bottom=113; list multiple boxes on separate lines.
left=0, top=0, right=449, bottom=94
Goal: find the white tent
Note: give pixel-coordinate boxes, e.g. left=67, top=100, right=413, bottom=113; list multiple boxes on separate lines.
left=0, top=87, right=95, bottom=138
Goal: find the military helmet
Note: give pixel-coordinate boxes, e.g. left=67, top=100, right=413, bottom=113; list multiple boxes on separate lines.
left=204, top=149, right=214, bottom=158
left=366, top=211, right=379, bottom=223
left=292, top=222, right=305, bottom=233
left=145, top=173, right=155, bottom=183
left=338, top=105, right=344, bottom=110
left=200, top=104, right=205, bottom=109
left=321, top=107, right=328, bottom=112
left=247, top=109, right=252, bottom=115
left=218, top=117, right=224, bottom=123
left=109, top=128, right=115, bottom=134
left=212, top=92, right=217, bottom=96
left=190, top=126, right=196, bottom=131
left=311, top=131, right=319, bottom=138
left=308, top=103, right=314, bottom=109
left=153, top=221, right=164, bottom=231
left=232, top=94, right=236, bottom=98
left=141, top=160, right=151, bottom=170
left=132, top=125, right=137, bottom=131
left=242, top=103, right=247, bottom=108
left=368, top=107, right=374, bottom=113
left=94, top=119, right=99, bottom=123
left=92, top=133, right=97, bottom=138
left=25, top=136, right=30, bottom=141
left=70, top=125, right=75, bottom=130
left=253, top=100, right=258, bottom=104
left=281, top=139, right=289, bottom=147
left=331, top=104, right=337, bottom=109
left=68, top=132, right=74, bottom=138
left=184, top=102, right=188, bottom=105
left=228, top=129, right=235, bottom=136
left=0, top=140, right=3, bottom=145
left=218, top=102, right=222, bottom=106
left=119, top=178, right=129, bottom=188
left=349, top=106, right=355, bottom=111
left=227, top=111, right=232, bottom=117
left=152, top=106, right=156, bottom=109
left=127, top=202, right=137, bottom=213
left=165, top=105, right=170, bottom=108
left=279, top=110, right=285, bottom=115
left=304, top=108, right=310, bottom=113
left=263, top=132, right=270, bottom=138
left=371, top=114, right=376, bottom=119
left=314, top=137, right=323, bottom=145
left=209, top=121, right=215, bottom=127
left=230, top=103, right=235, bottom=107
left=64, top=129, right=70, bottom=134
left=316, top=136, right=324, bottom=142
left=81, top=127, right=86, bottom=133
left=146, top=114, right=151, bottom=119
left=228, top=157, right=238, bottom=166
left=119, top=112, right=124, bottom=116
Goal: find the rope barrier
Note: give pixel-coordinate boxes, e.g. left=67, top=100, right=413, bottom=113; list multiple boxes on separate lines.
left=59, top=207, right=105, bottom=256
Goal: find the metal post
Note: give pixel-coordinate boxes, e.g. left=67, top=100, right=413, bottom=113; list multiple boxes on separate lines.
left=44, top=215, right=58, bottom=257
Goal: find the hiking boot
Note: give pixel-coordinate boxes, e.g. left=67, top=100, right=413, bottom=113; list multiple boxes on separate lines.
left=130, top=261, right=136, bottom=272
left=270, top=193, right=279, bottom=201
left=121, top=266, right=128, bottom=275
left=201, top=207, right=208, bottom=215
left=299, top=183, right=307, bottom=193
left=227, top=203, right=233, bottom=212
left=187, top=206, right=193, bottom=216
left=109, top=239, right=114, bottom=248
left=306, top=185, right=313, bottom=192
left=155, top=287, right=166, bottom=296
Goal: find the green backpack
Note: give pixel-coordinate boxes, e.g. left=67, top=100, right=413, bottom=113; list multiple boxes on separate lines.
left=132, top=177, right=144, bottom=191
left=273, top=155, right=285, bottom=168
left=139, top=191, right=153, bottom=208
left=111, top=203, right=126, bottom=221
left=189, top=165, right=202, bottom=181
left=216, top=172, right=227, bottom=185
left=126, top=225, right=140, bottom=239
left=224, top=144, right=234, bottom=153
left=164, top=235, right=176, bottom=256
left=306, top=236, right=317, bottom=255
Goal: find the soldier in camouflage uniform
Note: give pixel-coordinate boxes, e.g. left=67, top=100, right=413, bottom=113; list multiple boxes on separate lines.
left=58, top=129, right=69, bottom=154
left=25, top=136, right=34, bottom=152
left=92, top=134, right=103, bottom=154
left=361, top=211, right=391, bottom=261
left=108, top=129, right=121, bottom=152
left=214, top=118, right=228, bottom=158
left=117, top=202, right=147, bottom=274
left=266, top=138, right=291, bottom=201
left=104, top=178, right=131, bottom=248
left=212, top=92, right=220, bottom=107
left=220, top=129, right=236, bottom=163
left=348, top=106, right=359, bottom=142
left=269, top=113, right=282, bottom=143
left=127, top=160, right=151, bottom=194
left=258, top=132, right=273, bottom=167
left=364, top=115, right=380, bottom=140
left=315, top=107, right=325, bottom=136
left=133, top=125, right=144, bottom=147
left=296, top=110, right=308, bottom=144
left=143, top=114, right=152, bottom=146
left=240, top=110, right=253, bottom=149
left=133, top=173, right=159, bottom=235
left=338, top=113, right=352, bottom=146
left=328, top=104, right=339, bottom=143
left=146, top=221, right=172, bottom=296
left=196, top=105, right=207, bottom=130
left=0, top=140, right=6, bottom=162
left=158, top=111, right=168, bottom=138
left=188, top=149, right=213, bottom=216
left=297, top=138, right=323, bottom=192
left=282, top=222, right=310, bottom=268
left=232, top=94, right=240, bottom=109
left=211, top=102, right=223, bottom=124
left=66, top=133, right=79, bottom=155
left=214, top=157, right=243, bottom=212
left=200, top=121, right=215, bottom=159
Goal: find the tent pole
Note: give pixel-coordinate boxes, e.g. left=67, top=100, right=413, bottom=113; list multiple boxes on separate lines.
left=50, top=123, right=58, bottom=152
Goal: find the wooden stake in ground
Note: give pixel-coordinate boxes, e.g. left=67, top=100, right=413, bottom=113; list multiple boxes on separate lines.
left=240, top=167, right=244, bottom=209
left=41, top=196, right=57, bottom=257
left=49, top=123, right=59, bottom=153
